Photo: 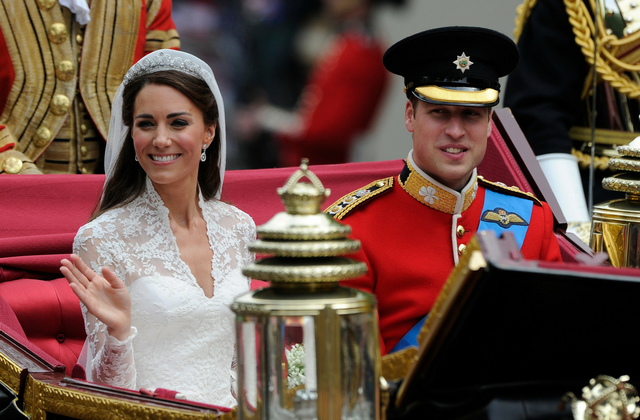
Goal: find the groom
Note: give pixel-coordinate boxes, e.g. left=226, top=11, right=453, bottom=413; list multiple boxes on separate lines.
left=326, top=26, right=562, bottom=354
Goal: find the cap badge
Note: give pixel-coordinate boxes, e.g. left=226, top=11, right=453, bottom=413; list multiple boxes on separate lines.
left=453, top=52, right=473, bottom=73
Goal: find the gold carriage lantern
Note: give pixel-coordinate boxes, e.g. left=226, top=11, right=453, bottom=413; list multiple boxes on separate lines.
left=591, top=138, right=640, bottom=267
left=231, top=159, right=381, bottom=419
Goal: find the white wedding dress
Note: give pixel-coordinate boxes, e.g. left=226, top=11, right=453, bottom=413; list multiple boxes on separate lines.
left=73, top=177, right=256, bottom=407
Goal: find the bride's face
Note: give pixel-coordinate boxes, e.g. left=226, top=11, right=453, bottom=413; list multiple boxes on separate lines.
left=132, top=83, right=215, bottom=190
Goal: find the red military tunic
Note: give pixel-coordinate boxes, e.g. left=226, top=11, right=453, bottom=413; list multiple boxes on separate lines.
left=277, top=29, right=389, bottom=167
left=326, top=156, right=562, bottom=355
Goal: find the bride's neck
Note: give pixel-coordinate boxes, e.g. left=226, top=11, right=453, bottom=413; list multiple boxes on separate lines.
left=153, top=181, right=202, bottom=229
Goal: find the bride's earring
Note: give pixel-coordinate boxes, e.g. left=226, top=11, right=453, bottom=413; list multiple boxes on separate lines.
left=200, top=143, right=207, bottom=162
left=135, top=155, right=138, bottom=162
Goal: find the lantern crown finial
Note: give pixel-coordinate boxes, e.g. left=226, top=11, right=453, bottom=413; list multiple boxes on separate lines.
left=277, top=159, right=331, bottom=215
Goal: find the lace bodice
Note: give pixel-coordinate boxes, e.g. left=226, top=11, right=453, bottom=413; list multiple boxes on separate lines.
left=73, top=178, right=256, bottom=407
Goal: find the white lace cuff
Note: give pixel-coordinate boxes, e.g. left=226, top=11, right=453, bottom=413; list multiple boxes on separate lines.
left=94, top=326, right=138, bottom=389
left=104, top=326, right=138, bottom=349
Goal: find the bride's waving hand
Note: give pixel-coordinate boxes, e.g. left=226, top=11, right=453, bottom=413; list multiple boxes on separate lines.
left=60, top=254, right=132, bottom=341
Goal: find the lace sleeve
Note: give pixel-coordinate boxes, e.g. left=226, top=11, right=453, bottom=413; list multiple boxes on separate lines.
left=74, top=225, right=138, bottom=389
left=240, top=213, right=257, bottom=273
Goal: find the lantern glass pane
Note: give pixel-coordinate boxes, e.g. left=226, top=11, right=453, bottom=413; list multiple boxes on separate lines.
left=339, top=312, right=377, bottom=420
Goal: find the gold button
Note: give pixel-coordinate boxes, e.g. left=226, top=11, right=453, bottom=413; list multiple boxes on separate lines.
left=376, top=181, right=385, bottom=187
left=77, top=101, right=85, bottom=112
left=48, top=23, right=68, bottom=44
left=81, top=167, right=88, bottom=174
left=3, top=157, right=23, bottom=174
left=56, top=60, right=75, bottom=81
left=34, top=127, right=51, bottom=147
left=76, top=34, right=83, bottom=44
left=81, top=145, right=87, bottom=156
left=80, top=124, right=87, bottom=134
left=37, top=0, right=56, bottom=10
left=456, top=225, right=465, bottom=238
left=50, top=94, right=71, bottom=115
left=458, top=244, right=467, bottom=255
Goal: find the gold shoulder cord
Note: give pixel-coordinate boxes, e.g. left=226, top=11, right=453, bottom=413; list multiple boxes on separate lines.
left=513, top=0, right=539, bottom=41
left=514, top=0, right=640, bottom=100
left=564, top=0, right=640, bottom=99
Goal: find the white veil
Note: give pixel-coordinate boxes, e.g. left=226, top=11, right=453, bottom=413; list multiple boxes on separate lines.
left=104, top=49, right=226, bottom=198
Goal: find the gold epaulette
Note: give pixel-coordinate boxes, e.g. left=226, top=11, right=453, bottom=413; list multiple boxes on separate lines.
left=324, top=177, right=394, bottom=220
left=477, top=176, right=541, bottom=206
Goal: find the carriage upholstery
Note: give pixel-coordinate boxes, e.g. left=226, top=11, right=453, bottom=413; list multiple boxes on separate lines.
left=0, top=108, right=588, bottom=377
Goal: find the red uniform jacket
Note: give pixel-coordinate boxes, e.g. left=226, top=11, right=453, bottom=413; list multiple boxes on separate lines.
left=327, top=159, right=562, bottom=354
left=278, top=30, right=389, bottom=167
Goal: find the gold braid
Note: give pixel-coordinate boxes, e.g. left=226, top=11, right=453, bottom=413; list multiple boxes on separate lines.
left=564, top=0, right=640, bottom=99
left=514, top=0, right=539, bottom=41
left=572, top=148, right=612, bottom=169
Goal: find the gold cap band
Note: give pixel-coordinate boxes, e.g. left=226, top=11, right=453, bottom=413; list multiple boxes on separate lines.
left=414, top=85, right=499, bottom=105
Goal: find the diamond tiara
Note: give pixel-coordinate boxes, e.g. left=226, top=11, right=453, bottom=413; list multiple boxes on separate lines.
left=123, top=51, right=206, bottom=85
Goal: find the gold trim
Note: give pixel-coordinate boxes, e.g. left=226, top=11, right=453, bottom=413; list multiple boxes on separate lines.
left=0, top=0, right=77, bottom=161
left=414, top=86, right=499, bottom=105
left=564, top=0, right=640, bottom=100
left=569, top=126, right=638, bottom=145
left=477, top=176, right=542, bottom=206
left=572, top=148, right=613, bottom=170
left=80, top=0, right=141, bottom=139
left=514, top=0, right=538, bottom=41
left=22, top=375, right=229, bottom=420
left=146, top=0, right=163, bottom=27
left=399, top=160, right=477, bottom=214
left=146, top=29, right=181, bottom=51
left=603, top=173, right=640, bottom=193
left=617, top=144, right=640, bottom=157
left=242, top=258, right=368, bottom=283
left=381, top=347, right=418, bottom=382
left=608, top=157, right=640, bottom=171
left=0, top=350, right=23, bottom=395
left=324, top=177, right=394, bottom=220
left=248, top=239, right=362, bottom=257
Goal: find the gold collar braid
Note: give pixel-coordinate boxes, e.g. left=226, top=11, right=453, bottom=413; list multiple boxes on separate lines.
left=399, top=159, right=478, bottom=215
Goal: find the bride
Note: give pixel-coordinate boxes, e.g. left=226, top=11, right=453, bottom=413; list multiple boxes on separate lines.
left=60, top=50, right=255, bottom=408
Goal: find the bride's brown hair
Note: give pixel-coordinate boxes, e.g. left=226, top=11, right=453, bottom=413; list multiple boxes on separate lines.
left=93, top=70, right=221, bottom=220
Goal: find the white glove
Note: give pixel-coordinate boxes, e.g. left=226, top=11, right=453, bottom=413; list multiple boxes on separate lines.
left=537, top=153, right=590, bottom=224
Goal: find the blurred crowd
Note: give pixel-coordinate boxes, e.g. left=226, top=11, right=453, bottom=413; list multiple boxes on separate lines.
left=172, top=0, right=406, bottom=170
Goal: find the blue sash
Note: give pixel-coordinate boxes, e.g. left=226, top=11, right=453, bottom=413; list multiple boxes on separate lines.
left=477, top=188, right=533, bottom=249
left=390, top=315, right=428, bottom=353
left=389, top=189, right=533, bottom=353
